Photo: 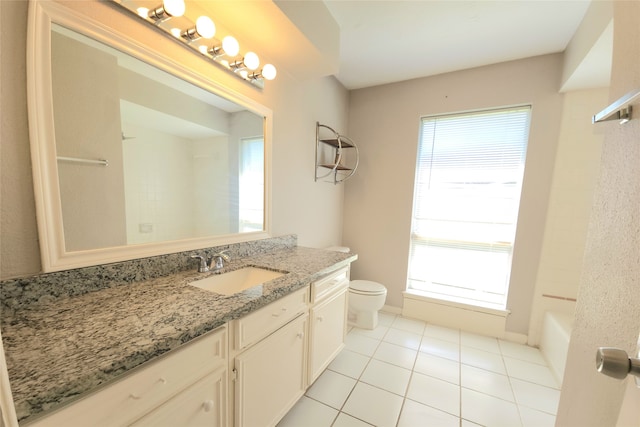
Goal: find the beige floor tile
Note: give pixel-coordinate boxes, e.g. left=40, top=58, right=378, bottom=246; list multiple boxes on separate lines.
left=342, top=382, right=404, bottom=427
left=398, top=399, right=459, bottom=427
left=461, top=388, right=522, bottom=427
left=373, top=341, right=418, bottom=370
left=360, top=359, right=412, bottom=396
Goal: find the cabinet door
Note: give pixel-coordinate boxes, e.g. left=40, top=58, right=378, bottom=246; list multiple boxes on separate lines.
left=234, top=314, right=308, bottom=427
left=309, top=289, right=347, bottom=383
left=130, top=367, right=227, bottom=427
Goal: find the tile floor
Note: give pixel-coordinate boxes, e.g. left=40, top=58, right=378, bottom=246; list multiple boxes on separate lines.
left=278, top=312, right=560, bottom=427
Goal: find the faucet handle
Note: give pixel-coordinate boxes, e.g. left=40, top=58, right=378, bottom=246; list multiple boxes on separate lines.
left=190, top=254, right=210, bottom=273
left=209, top=250, right=230, bottom=270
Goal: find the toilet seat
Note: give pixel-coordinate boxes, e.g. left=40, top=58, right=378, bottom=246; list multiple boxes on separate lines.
left=349, top=280, right=387, bottom=296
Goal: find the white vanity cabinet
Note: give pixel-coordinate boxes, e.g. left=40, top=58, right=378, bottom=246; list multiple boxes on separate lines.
left=229, top=286, right=309, bottom=427
left=308, top=266, right=349, bottom=383
left=26, top=326, right=227, bottom=427
left=22, top=267, right=351, bottom=427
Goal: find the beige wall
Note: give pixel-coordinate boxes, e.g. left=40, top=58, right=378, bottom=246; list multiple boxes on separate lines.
left=557, top=1, right=640, bottom=424
left=560, top=0, right=613, bottom=91
left=0, top=0, right=349, bottom=279
left=0, top=0, right=40, bottom=278
left=344, top=54, right=564, bottom=335
left=527, top=88, right=608, bottom=346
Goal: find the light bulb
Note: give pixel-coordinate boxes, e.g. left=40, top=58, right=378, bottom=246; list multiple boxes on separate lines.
left=170, top=28, right=181, bottom=37
left=148, top=0, right=184, bottom=20
left=261, top=64, right=277, bottom=80
left=198, top=45, right=208, bottom=54
left=196, top=16, right=216, bottom=39
left=222, top=36, right=240, bottom=57
left=163, top=0, right=185, bottom=17
left=137, top=7, right=150, bottom=18
left=243, top=52, right=259, bottom=71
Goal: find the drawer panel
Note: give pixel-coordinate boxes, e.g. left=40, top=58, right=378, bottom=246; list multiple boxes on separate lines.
left=131, top=367, right=227, bottom=427
left=234, top=287, right=309, bottom=351
left=28, top=326, right=227, bottom=427
left=311, top=266, right=349, bottom=303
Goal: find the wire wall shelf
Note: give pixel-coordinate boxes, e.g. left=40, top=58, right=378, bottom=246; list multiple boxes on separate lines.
left=315, top=122, right=359, bottom=185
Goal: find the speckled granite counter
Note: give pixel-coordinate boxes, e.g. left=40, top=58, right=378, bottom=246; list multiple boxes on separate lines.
left=0, top=239, right=356, bottom=423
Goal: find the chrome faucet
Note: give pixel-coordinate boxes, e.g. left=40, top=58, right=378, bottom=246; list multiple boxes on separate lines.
left=209, top=250, right=230, bottom=271
left=190, top=254, right=210, bottom=273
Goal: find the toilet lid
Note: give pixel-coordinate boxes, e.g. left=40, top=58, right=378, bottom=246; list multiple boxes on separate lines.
left=349, top=280, right=387, bottom=295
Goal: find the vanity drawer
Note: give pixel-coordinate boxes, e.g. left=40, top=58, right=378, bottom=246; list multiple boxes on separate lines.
left=130, top=367, right=227, bottom=427
left=233, top=286, right=309, bottom=351
left=311, top=266, right=349, bottom=303
left=28, top=326, right=227, bottom=427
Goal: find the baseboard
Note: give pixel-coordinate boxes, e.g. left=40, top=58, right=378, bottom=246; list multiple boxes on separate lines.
left=503, top=331, right=528, bottom=345
left=381, top=304, right=402, bottom=315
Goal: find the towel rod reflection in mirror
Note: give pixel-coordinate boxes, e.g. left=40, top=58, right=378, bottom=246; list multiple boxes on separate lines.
left=56, top=156, right=109, bottom=166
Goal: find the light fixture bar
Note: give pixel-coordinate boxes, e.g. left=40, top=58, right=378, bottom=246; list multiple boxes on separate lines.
left=593, top=88, right=640, bottom=124
left=109, top=0, right=276, bottom=89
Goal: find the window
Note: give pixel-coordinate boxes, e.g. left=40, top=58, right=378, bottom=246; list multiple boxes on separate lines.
left=407, top=106, right=531, bottom=310
left=239, top=137, right=264, bottom=232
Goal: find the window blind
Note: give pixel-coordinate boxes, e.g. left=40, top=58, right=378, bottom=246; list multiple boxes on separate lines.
left=408, top=106, right=531, bottom=310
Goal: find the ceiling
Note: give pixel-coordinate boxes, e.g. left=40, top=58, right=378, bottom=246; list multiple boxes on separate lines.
left=322, top=0, right=594, bottom=90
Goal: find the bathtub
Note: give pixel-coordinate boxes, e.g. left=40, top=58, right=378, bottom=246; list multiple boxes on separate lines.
left=540, top=311, right=574, bottom=384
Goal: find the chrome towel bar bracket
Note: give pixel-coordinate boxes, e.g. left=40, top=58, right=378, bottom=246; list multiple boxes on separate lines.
left=593, top=88, right=640, bottom=125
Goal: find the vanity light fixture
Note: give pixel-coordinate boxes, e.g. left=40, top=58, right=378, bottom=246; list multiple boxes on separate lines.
left=249, top=63, right=277, bottom=81
left=231, top=51, right=260, bottom=71
left=181, top=15, right=216, bottom=41
left=209, top=35, right=240, bottom=58
left=147, top=0, right=185, bottom=21
left=110, top=0, right=277, bottom=88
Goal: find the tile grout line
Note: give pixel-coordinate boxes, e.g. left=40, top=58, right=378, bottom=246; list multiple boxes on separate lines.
left=297, top=314, right=558, bottom=427
left=393, top=317, right=427, bottom=427
left=327, top=320, right=392, bottom=427
left=458, top=328, right=463, bottom=427
left=499, top=338, right=526, bottom=427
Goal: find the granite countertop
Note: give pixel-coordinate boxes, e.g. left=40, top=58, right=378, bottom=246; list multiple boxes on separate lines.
left=1, top=246, right=356, bottom=423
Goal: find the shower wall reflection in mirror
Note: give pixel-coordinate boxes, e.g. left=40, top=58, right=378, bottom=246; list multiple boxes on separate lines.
left=51, top=24, right=265, bottom=252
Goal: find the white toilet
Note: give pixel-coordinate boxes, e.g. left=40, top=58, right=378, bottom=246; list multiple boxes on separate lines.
left=327, top=246, right=388, bottom=330
left=348, top=279, right=387, bottom=330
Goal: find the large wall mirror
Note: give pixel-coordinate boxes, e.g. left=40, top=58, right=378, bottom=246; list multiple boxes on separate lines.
left=27, top=1, right=272, bottom=272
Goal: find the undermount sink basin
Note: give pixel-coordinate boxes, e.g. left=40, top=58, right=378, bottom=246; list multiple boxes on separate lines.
left=189, top=267, right=285, bottom=295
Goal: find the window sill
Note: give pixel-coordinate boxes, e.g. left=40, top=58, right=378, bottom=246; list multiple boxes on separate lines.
left=403, top=289, right=510, bottom=317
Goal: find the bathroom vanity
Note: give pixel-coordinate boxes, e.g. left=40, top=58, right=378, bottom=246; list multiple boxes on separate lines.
left=1, top=239, right=355, bottom=426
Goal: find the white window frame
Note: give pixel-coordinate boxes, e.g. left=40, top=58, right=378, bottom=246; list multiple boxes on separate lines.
left=407, top=105, right=532, bottom=310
